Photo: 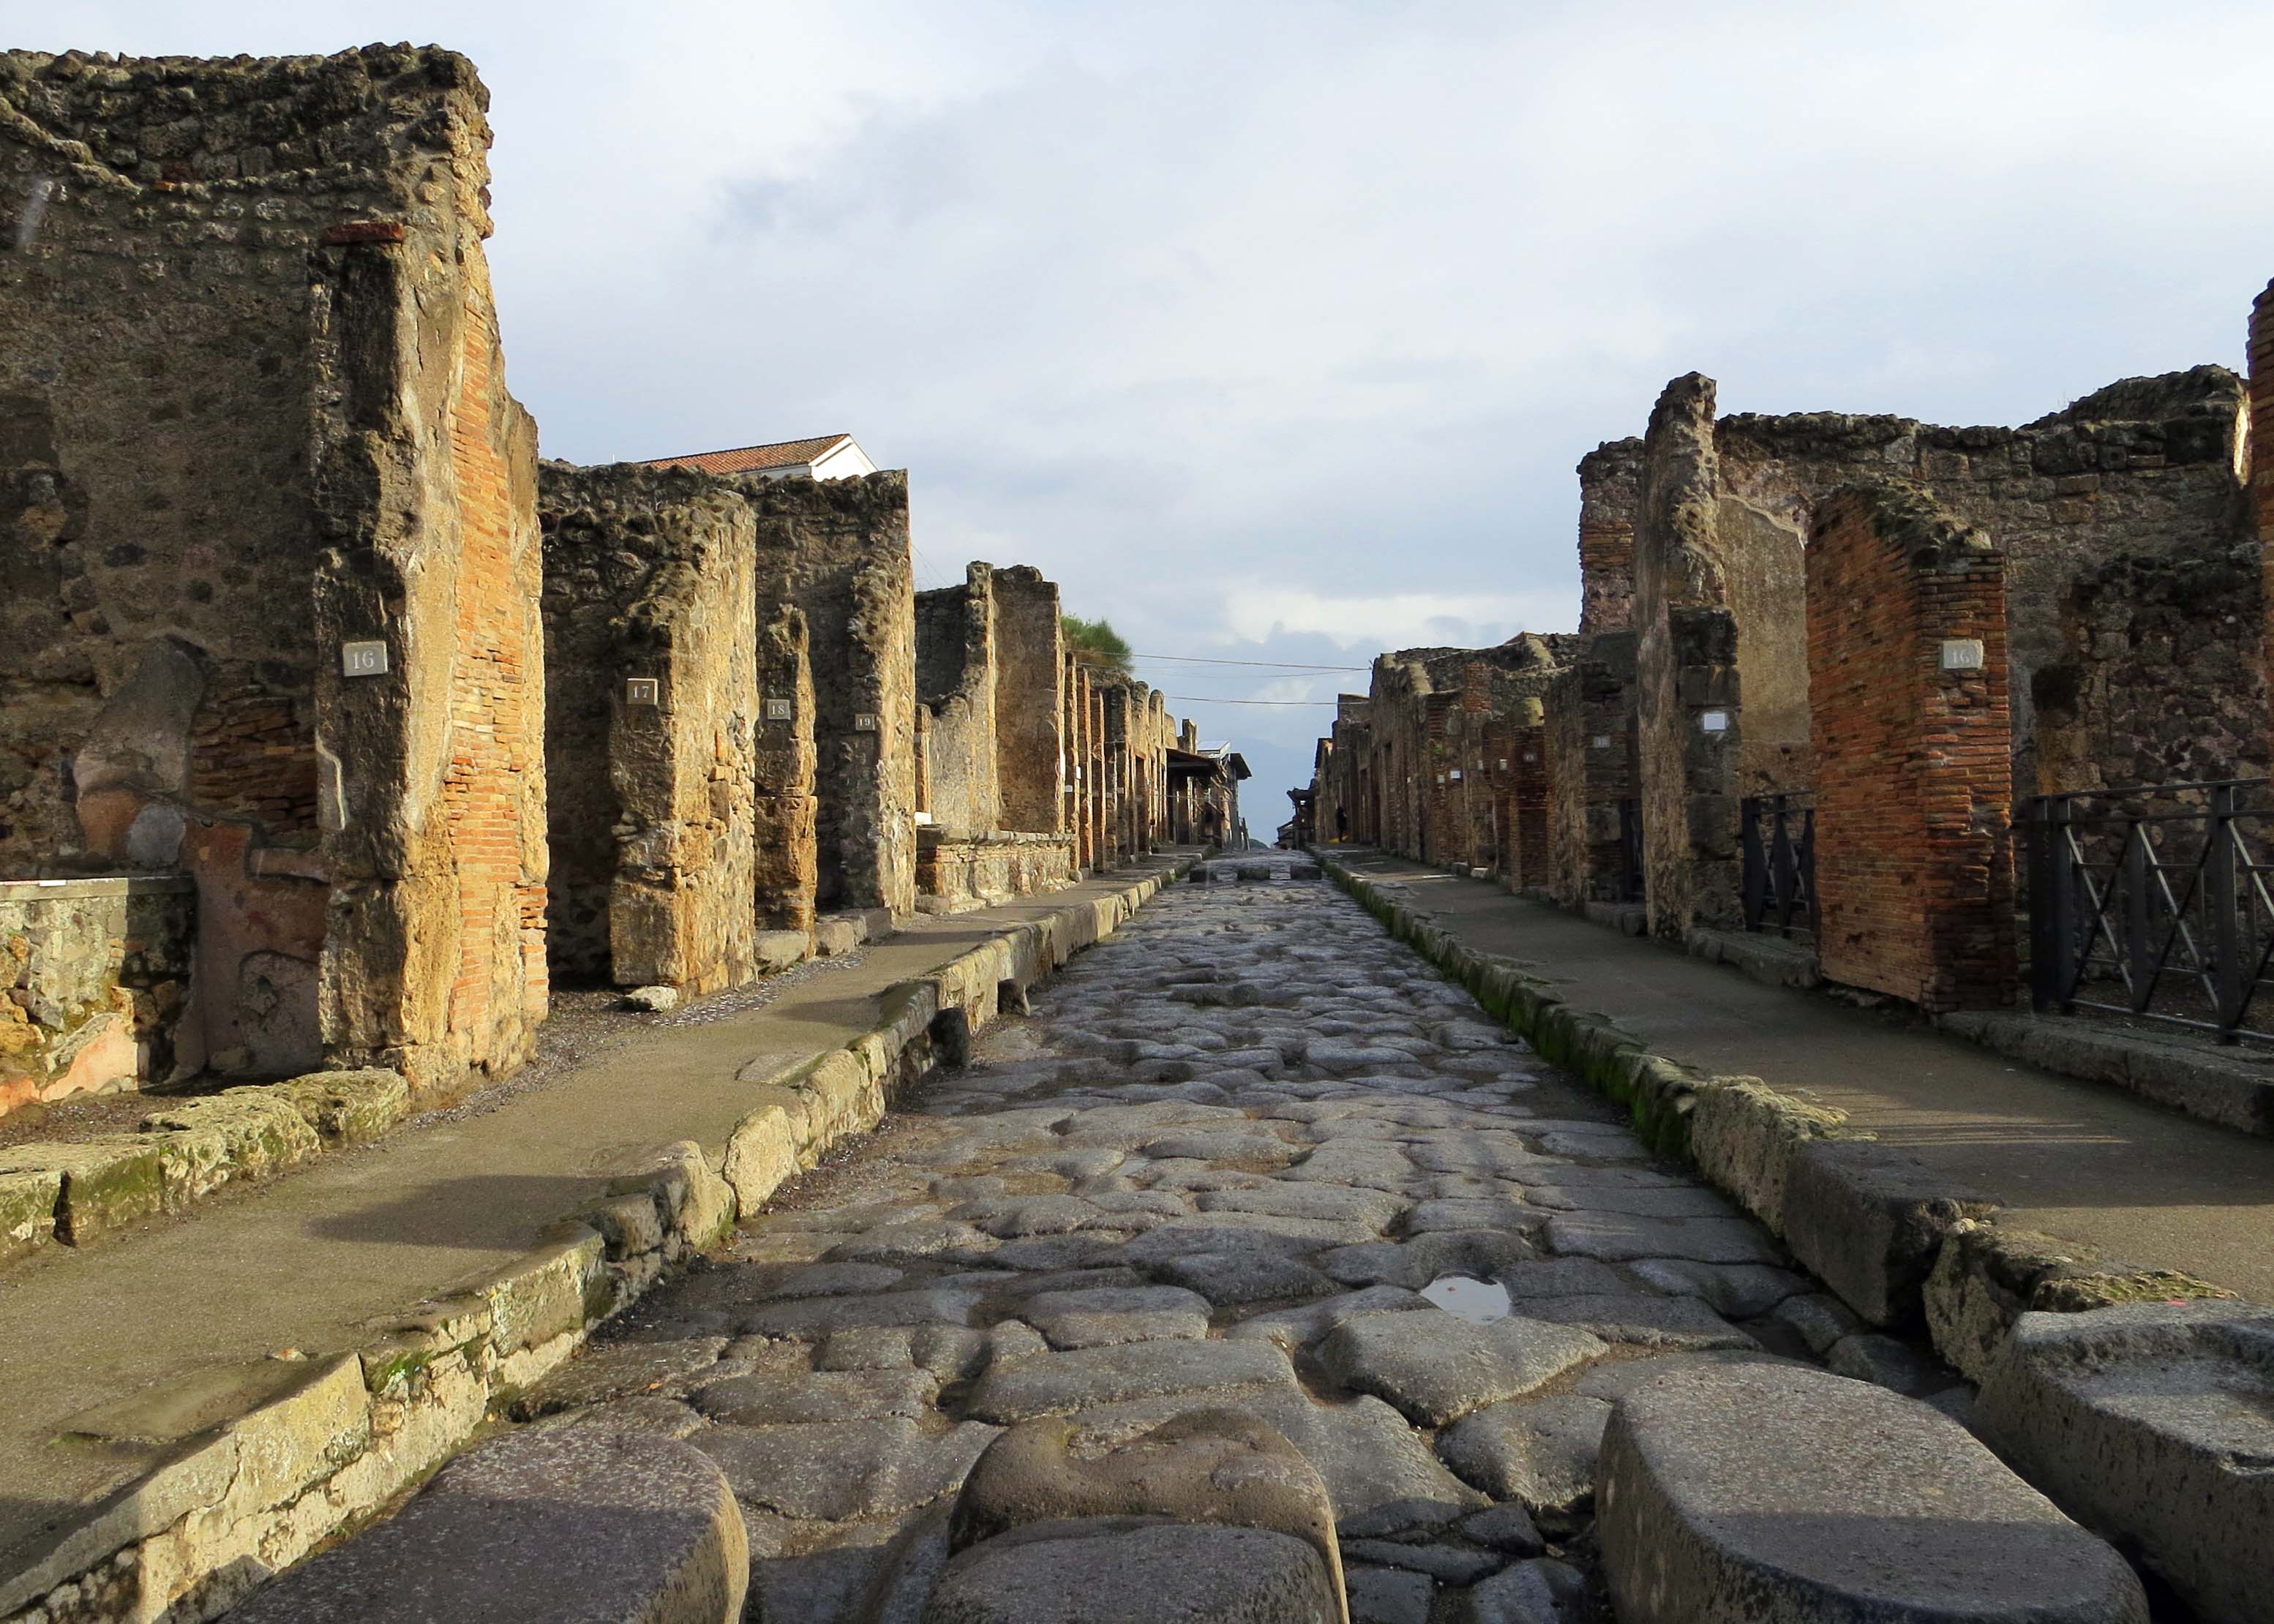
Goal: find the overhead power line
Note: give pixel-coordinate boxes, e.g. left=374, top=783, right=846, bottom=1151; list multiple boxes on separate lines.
left=1133, top=653, right=1370, bottom=672
left=1162, top=695, right=1341, bottom=706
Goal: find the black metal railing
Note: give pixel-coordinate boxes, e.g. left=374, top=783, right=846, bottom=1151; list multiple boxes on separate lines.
left=1741, top=792, right=1815, bottom=937
left=1615, top=798, right=1644, bottom=904
left=2026, top=778, right=2274, bottom=1042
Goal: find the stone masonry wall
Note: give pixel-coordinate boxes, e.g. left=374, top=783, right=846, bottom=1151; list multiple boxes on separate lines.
left=1, top=874, right=195, bottom=1114
left=1634, top=375, right=1748, bottom=939
left=539, top=464, right=757, bottom=993
left=744, top=472, right=916, bottom=917
left=993, top=568, right=1065, bottom=835
left=0, top=47, right=548, bottom=1091
left=2033, top=543, right=2267, bottom=794
left=1545, top=634, right=1640, bottom=909
left=1809, top=486, right=2016, bottom=1011
left=915, top=564, right=1001, bottom=840
left=1711, top=365, right=2248, bottom=795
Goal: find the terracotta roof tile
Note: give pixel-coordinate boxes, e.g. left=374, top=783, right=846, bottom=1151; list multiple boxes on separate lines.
left=634, top=434, right=849, bottom=476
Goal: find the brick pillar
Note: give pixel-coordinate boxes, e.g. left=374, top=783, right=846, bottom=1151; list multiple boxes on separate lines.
left=1807, top=484, right=2016, bottom=1012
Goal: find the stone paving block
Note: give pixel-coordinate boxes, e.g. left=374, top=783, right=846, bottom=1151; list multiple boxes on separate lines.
left=1347, top=1563, right=1436, bottom=1624
left=1506, top=1293, right=1757, bottom=1352
left=925, top=1518, right=1341, bottom=1623
left=1782, top=1139, right=2000, bottom=1327
left=228, top=1426, right=748, bottom=1623
left=1436, top=1394, right=1612, bottom=1515
left=1449, top=1557, right=1587, bottom=1624
left=1543, top=1211, right=1782, bottom=1266
left=1975, top=1303, right=2274, bottom=1624
left=947, top=1407, right=1343, bottom=1595
left=694, top=1416, right=1001, bottom=1521
left=1598, top=1361, right=2147, bottom=1624
left=965, top=1338, right=1299, bottom=1422
left=1318, top=1310, right=1606, bottom=1426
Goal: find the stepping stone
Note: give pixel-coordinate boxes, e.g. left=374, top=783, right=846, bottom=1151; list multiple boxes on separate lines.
left=1599, top=1362, right=2147, bottom=1624
left=1317, top=1310, right=1605, bottom=1426
left=925, top=1520, right=1341, bottom=1623
left=229, top=1426, right=746, bottom=1623
left=965, top=1337, right=1299, bottom=1423
left=1436, top=1394, right=1613, bottom=1514
left=1061, top=1388, right=1489, bottom=1539
left=1977, top=1302, right=2274, bottom=1624
left=948, top=1408, right=1342, bottom=1590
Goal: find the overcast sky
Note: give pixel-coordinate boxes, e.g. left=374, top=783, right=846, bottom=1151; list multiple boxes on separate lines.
left=37, top=1, right=2274, bottom=819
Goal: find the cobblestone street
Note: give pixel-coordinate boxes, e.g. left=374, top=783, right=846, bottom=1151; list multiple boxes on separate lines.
left=520, top=864, right=1886, bottom=1623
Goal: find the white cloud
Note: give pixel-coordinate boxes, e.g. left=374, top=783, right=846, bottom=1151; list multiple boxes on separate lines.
left=34, top=0, right=2274, bottom=816
left=1218, top=588, right=1577, bottom=653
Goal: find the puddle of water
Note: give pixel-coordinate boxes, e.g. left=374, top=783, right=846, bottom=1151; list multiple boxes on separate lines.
left=1421, top=1274, right=1511, bottom=1323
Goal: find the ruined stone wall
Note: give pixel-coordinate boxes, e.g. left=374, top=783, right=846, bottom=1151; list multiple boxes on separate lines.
left=539, top=464, right=757, bottom=993
left=1634, top=375, right=1746, bottom=939
left=0, top=873, right=194, bottom=1115
left=915, top=564, right=1000, bottom=839
left=2033, top=543, right=2267, bottom=794
left=753, top=605, right=818, bottom=933
left=994, top=568, right=1065, bottom=835
left=1714, top=365, right=2248, bottom=794
left=0, top=47, right=547, bottom=1089
left=1578, top=437, right=1643, bottom=635
left=1545, top=634, right=1640, bottom=909
left=915, top=830, right=1076, bottom=912
left=743, top=472, right=915, bottom=917
left=1809, top=486, right=2016, bottom=1011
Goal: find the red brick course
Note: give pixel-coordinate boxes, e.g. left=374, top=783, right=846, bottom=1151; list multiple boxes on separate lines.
left=1807, top=485, right=2016, bottom=1012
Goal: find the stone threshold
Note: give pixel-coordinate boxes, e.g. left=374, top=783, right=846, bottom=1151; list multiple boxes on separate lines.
left=0, top=857, right=1192, bottom=1624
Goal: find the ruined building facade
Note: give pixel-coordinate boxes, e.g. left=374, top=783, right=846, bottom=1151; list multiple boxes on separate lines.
left=0, top=47, right=547, bottom=1098
left=1313, top=275, right=2273, bottom=1018
left=0, top=47, right=1228, bottom=1120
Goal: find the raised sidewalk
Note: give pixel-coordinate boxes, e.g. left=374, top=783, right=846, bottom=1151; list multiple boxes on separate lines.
left=0, top=854, right=1190, bottom=1620
left=1329, top=849, right=2274, bottom=1304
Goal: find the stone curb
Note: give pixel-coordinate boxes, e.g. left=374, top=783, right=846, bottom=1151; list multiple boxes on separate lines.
left=1311, top=852, right=2232, bottom=1388
left=0, top=1069, right=413, bottom=1268
left=0, top=857, right=1189, bottom=1624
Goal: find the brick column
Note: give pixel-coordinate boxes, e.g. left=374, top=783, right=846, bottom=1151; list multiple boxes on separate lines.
left=1807, top=484, right=2016, bottom=1012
